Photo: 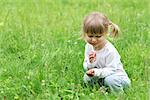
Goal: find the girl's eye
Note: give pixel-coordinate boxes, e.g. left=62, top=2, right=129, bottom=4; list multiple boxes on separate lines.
left=96, top=36, right=102, bottom=38
left=88, top=36, right=93, bottom=38
left=88, top=35, right=102, bottom=38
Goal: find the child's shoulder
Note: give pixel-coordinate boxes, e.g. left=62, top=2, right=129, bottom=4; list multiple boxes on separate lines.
left=105, top=41, right=121, bottom=57
left=105, top=41, right=118, bottom=53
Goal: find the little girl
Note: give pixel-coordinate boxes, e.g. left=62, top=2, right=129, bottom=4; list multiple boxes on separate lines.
left=82, top=12, right=131, bottom=94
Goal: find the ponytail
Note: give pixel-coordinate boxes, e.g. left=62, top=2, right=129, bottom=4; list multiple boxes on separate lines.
left=109, top=22, right=120, bottom=37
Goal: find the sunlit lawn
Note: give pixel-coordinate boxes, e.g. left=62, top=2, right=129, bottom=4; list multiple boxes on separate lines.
left=0, top=0, right=149, bottom=99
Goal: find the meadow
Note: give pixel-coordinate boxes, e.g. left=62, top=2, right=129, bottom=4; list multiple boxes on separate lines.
left=0, top=0, right=149, bottom=99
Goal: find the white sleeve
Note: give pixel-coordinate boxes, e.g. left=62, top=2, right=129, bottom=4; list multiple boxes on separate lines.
left=83, top=44, right=96, bottom=71
left=93, top=52, right=120, bottom=78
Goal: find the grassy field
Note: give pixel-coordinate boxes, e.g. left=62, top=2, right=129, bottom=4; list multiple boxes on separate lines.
left=0, top=0, right=149, bottom=99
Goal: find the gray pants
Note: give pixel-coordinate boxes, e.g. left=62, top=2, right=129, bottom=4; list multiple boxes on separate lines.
left=84, top=74, right=131, bottom=93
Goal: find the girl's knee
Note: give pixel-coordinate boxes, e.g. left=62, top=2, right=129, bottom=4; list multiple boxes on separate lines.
left=104, top=75, right=123, bottom=92
left=104, top=75, right=124, bottom=91
left=104, top=75, right=121, bottom=86
left=104, top=75, right=131, bottom=93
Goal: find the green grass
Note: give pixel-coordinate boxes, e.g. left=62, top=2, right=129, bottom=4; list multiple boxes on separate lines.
left=0, top=0, right=149, bottom=99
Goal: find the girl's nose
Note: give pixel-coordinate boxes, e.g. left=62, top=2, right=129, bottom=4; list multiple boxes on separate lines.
left=91, top=38, right=97, bottom=43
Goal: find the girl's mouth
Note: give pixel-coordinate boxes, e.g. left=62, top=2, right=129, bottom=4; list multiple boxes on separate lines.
left=90, top=43, right=97, bottom=46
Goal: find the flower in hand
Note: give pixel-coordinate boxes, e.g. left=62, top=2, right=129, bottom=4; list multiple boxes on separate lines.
left=89, top=51, right=96, bottom=63
left=86, top=69, right=94, bottom=77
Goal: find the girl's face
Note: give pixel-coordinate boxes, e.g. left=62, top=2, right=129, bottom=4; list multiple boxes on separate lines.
left=85, top=33, right=105, bottom=47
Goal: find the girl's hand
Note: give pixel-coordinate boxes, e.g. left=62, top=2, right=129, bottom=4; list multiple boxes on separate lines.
left=89, top=51, right=96, bottom=63
left=86, top=69, right=95, bottom=77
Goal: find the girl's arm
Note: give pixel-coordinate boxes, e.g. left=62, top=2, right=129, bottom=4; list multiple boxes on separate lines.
left=93, top=52, right=121, bottom=78
left=83, top=44, right=96, bottom=71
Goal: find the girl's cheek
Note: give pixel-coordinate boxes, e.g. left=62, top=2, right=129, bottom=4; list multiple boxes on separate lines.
left=86, top=39, right=91, bottom=43
left=86, top=36, right=91, bottom=41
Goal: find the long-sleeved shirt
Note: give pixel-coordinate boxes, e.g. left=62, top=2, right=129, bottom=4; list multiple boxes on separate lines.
left=83, top=41, right=128, bottom=78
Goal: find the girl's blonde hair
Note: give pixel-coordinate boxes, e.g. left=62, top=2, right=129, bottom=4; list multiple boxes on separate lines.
left=82, top=12, right=119, bottom=38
